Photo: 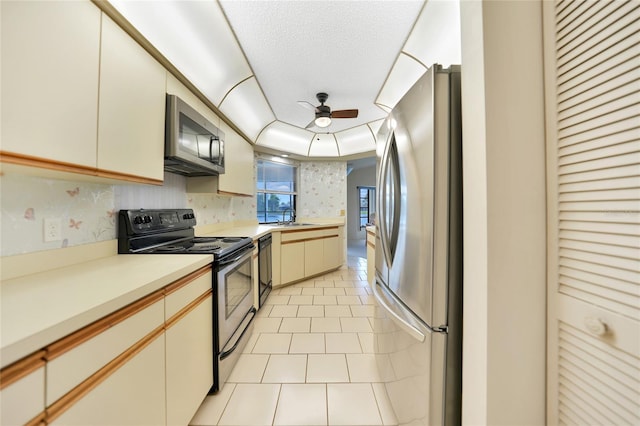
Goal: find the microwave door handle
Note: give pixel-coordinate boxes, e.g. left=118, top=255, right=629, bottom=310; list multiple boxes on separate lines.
left=209, top=136, right=215, bottom=161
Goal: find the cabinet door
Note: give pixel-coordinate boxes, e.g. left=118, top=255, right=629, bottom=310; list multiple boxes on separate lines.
left=0, top=366, right=45, bottom=426
left=166, top=294, right=213, bottom=426
left=305, top=239, right=325, bottom=277
left=281, top=241, right=305, bottom=284
left=217, top=122, right=255, bottom=196
left=97, top=14, right=166, bottom=182
left=0, top=0, right=100, bottom=167
left=49, top=336, right=166, bottom=426
left=46, top=300, right=165, bottom=405
left=323, top=236, right=342, bottom=271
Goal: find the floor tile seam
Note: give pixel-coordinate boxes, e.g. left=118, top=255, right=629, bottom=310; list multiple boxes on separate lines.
left=215, top=382, right=238, bottom=426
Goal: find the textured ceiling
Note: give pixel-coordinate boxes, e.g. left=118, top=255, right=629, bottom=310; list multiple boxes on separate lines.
left=219, top=1, right=425, bottom=133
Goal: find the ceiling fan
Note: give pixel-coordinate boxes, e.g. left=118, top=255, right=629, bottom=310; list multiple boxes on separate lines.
left=298, top=92, right=359, bottom=129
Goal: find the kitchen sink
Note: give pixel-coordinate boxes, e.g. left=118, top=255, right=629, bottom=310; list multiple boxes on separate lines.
left=280, top=222, right=314, bottom=227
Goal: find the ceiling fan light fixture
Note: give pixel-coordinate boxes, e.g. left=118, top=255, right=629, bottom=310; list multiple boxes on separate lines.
left=315, top=116, right=331, bottom=128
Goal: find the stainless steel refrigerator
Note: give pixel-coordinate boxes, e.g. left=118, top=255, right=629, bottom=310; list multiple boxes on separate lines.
left=373, top=64, right=462, bottom=426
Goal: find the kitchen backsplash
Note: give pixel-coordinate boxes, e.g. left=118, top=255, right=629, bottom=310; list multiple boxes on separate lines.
left=0, top=171, right=256, bottom=257
left=1, top=160, right=346, bottom=257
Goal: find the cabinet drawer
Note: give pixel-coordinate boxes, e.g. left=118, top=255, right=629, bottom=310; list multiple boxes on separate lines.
left=281, top=227, right=340, bottom=243
left=46, top=298, right=164, bottom=405
left=165, top=268, right=212, bottom=319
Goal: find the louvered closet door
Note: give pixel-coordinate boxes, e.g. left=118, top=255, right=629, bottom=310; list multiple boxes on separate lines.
left=543, top=1, right=640, bottom=424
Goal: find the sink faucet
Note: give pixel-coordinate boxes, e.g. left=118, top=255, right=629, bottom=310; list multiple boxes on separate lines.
left=282, top=208, right=296, bottom=224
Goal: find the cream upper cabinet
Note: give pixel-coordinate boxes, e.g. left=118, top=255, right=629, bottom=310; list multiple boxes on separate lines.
left=166, top=73, right=221, bottom=128
left=218, top=121, right=255, bottom=196
left=97, top=14, right=166, bottom=182
left=0, top=1, right=100, bottom=167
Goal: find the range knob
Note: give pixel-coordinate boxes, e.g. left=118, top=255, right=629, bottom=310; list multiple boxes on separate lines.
left=143, top=215, right=152, bottom=224
left=183, top=213, right=195, bottom=220
left=133, top=215, right=144, bottom=225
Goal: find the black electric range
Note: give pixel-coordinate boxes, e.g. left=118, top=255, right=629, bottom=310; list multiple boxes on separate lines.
left=117, top=208, right=256, bottom=394
left=117, top=209, right=253, bottom=258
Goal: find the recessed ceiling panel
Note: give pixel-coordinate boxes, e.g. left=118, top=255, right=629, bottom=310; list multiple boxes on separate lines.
left=110, top=0, right=252, bottom=106
left=404, top=0, right=461, bottom=67
left=308, top=134, right=339, bottom=157
left=376, top=53, right=427, bottom=110
left=219, top=1, right=424, bottom=133
left=335, top=126, right=377, bottom=156
left=219, top=77, right=276, bottom=141
left=256, top=121, right=314, bottom=156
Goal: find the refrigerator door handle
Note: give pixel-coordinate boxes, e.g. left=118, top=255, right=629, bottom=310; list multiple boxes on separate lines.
left=373, top=279, right=432, bottom=342
left=377, top=133, right=393, bottom=268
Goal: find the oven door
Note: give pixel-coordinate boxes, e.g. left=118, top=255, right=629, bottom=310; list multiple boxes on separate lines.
left=215, top=246, right=256, bottom=388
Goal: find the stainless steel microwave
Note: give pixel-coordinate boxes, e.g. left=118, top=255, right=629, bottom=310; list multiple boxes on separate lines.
left=165, top=94, right=225, bottom=176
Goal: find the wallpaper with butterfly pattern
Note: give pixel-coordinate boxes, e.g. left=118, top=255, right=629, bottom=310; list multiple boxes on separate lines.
left=1, top=159, right=346, bottom=257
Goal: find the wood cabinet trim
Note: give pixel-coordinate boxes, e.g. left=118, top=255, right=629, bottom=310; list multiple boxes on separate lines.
left=0, top=349, right=46, bottom=390
left=25, top=411, right=46, bottom=426
left=0, top=151, right=163, bottom=186
left=217, top=190, right=253, bottom=197
left=165, top=290, right=212, bottom=330
left=281, top=226, right=340, bottom=235
left=164, top=265, right=211, bottom=297
left=367, top=241, right=375, bottom=249
left=45, top=290, right=165, bottom=362
left=45, top=325, right=165, bottom=424
left=281, top=234, right=339, bottom=245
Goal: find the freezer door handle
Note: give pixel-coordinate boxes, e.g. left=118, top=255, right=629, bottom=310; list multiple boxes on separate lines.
left=373, top=279, right=433, bottom=342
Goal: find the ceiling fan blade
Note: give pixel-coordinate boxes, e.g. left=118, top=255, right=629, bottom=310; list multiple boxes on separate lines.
left=331, top=109, right=359, bottom=119
left=298, top=101, right=319, bottom=112
left=305, top=119, right=316, bottom=129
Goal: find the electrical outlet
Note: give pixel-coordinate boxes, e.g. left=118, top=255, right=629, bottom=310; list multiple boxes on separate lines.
left=44, top=218, right=62, bottom=242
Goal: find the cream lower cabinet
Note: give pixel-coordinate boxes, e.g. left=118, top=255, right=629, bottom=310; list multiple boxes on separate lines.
left=49, top=337, right=166, bottom=426
left=0, top=358, right=46, bottom=426
left=366, top=228, right=375, bottom=283
left=280, top=227, right=344, bottom=285
left=165, top=271, right=213, bottom=426
left=323, top=236, right=342, bottom=271
left=0, top=266, right=214, bottom=426
left=281, top=240, right=305, bottom=284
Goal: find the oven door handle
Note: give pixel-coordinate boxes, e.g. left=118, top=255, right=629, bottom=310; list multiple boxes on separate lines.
left=217, top=246, right=254, bottom=267
left=220, top=307, right=257, bottom=360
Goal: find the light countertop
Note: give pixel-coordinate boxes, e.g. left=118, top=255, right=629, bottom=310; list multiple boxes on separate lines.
left=0, top=221, right=345, bottom=368
left=0, top=253, right=212, bottom=368
left=198, top=221, right=345, bottom=240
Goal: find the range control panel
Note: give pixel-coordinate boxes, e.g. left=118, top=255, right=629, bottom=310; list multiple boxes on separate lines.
left=119, top=209, right=197, bottom=235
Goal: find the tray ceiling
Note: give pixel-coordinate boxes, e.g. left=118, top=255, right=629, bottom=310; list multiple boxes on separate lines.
left=108, top=0, right=461, bottom=158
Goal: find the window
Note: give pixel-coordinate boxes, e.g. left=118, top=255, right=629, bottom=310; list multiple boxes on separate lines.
left=256, top=159, right=297, bottom=223
left=358, top=186, right=376, bottom=229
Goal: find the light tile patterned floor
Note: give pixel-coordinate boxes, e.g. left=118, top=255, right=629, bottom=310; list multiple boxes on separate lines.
left=190, top=256, right=398, bottom=426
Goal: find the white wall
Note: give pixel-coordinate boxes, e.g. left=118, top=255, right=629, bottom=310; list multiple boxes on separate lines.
left=460, top=1, right=547, bottom=424
left=346, top=165, right=376, bottom=241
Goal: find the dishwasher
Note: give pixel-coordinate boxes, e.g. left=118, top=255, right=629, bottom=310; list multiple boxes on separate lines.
left=258, top=233, right=272, bottom=308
